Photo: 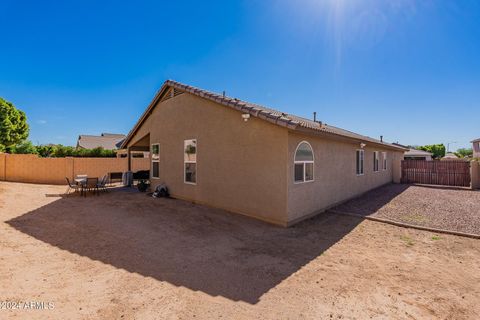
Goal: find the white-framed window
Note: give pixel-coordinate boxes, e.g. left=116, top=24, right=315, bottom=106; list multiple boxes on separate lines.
left=294, top=141, right=314, bottom=183
left=373, top=151, right=379, bottom=172
left=184, top=139, right=197, bottom=184
left=356, top=149, right=364, bottom=175
left=382, top=152, right=387, bottom=170
left=151, top=143, right=160, bottom=178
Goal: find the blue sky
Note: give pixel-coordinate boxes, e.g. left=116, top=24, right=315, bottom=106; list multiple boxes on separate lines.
left=1, top=0, right=479, bottom=150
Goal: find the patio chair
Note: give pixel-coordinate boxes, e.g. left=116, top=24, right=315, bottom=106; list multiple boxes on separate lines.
left=83, top=177, right=99, bottom=197
left=97, top=175, right=108, bottom=193
left=65, top=177, right=81, bottom=195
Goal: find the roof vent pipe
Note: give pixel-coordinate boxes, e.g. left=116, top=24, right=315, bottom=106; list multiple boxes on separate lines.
left=223, top=91, right=226, bottom=98
left=380, top=135, right=383, bottom=142
left=313, top=112, right=317, bottom=122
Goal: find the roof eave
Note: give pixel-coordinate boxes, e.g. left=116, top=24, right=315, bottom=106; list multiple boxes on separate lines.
left=293, top=126, right=408, bottom=152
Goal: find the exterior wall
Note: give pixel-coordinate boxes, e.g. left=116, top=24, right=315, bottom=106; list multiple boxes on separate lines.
left=0, top=153, right=149, bottom=185
left=128, top=93, right=289, bottom=225
left=287, top=132, right=403, bottom=224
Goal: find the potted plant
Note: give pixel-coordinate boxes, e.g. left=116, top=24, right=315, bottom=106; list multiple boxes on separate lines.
left=137, top=179, right=150, bottom=192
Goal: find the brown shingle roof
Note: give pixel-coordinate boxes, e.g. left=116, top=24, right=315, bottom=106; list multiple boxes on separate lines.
left=122, top=80, right=407, bottom=151
left=77, top=133, right=126, bottom=150
left=404, top=148, right=433, bottom=157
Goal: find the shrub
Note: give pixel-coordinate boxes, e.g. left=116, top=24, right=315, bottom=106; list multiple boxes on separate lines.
left=10, top=140, right=38, bottom=154
left=9, top=143, right=117, bottom=158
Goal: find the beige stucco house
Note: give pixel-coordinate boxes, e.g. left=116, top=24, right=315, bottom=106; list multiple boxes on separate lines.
left=76, top=133, right=126, bottom=150
left=122, top=80, right=406, bottom=226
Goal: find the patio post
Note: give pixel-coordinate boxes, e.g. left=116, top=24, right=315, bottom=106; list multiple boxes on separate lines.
left=127, top=147, right=132, bottom=172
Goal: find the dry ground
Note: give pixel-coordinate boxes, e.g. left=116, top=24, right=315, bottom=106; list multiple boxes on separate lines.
left=0, top=182, right=479, bottom=320
left=335, top=184, right=480, bottom=235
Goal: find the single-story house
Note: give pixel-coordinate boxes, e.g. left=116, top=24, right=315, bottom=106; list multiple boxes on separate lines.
left=76, top=133, right=148, bottom=158
left=404, top=149, right=433, bottom=161
left=442, top=152, right=460, bottom=160
left=392, top=143, right=433, bottom=161
left=472, top=138, right=480, bottom=158
left=76, top=133, right=126, bottom=150
left=121, top=80, right=407, bottom=226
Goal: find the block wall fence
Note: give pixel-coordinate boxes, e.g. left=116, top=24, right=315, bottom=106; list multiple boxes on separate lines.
left=471, top=160, right=480, bottom=190
left=0, top=153, right=149, bottom=185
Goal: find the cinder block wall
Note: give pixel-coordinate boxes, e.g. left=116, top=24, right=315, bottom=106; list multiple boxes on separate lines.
left=0, top=153, right=6, bottom=180
left=5, top=154, right=68, bottom=184
left=471, top=160, right=480, bottom=190
left=392, top=152, right=403, bottom=183
left=0, top=154, right=150, bottom=185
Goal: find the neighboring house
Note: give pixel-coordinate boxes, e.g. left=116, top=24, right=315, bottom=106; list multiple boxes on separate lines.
left=392, top=143, right=433, bottom=160
left=442, top=152, right=459, bottom=160
left=404, top=149, right=433, bottom=161
left=472, top=138, right=480, bottom=158
left=76, top=133, right=126, bottom=150
left=121, top=80, right=407, bottom=226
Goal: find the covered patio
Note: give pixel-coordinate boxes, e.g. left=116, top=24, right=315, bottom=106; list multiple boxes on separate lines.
left=124, top=133, right=150, bottom=185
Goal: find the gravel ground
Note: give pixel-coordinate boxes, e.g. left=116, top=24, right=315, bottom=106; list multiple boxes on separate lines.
left=334, top=183, right=480, bottom=235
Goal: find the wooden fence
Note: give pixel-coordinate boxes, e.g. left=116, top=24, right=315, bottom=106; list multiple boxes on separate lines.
left=401, top=160, right=471, bottom=187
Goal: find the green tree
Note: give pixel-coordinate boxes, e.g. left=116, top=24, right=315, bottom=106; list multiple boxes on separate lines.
left=418, top=144, right=446, bottom=159
left=455, top=148, right=473, bottom=158
left=11, top=140, right=38, bottom=154
left=52, top=145, right=75, bottom=157
left=36, top=145, right=56, bottom=157
left=0, top=97, right=29, bottom=151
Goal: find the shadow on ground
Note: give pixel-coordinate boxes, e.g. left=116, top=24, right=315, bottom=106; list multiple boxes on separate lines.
left=333, top=184, right=411, bottom=216
left=6, top=187, right=362, bottom=304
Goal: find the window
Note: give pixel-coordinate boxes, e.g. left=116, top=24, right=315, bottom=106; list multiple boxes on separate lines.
left=356, top=150, right=364, bottom=175
left=151, top=144, right=159, bottom=178
left=373, top=151, right=379, bottom=172
left=184, top=139, right=197, bottom=184
left=294, top=141, right=314, bottom=183
left=382, top=152, right=387, bottom=170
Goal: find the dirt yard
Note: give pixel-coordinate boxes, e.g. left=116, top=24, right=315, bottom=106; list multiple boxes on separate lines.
left=334, top=184, right=480, bottom=235
left=0, top=182, right=479, bottom=319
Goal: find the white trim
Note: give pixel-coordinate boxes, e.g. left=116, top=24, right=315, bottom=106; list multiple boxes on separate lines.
left=151, top=143, right=160, bottom=179
left=294, top=141, right=315, bottom=183
left=356, top=149, right=365, bottom=176
left=184, top=139, right=197, bottom=185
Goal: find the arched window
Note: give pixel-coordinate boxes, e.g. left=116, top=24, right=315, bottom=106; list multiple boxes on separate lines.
left=294, top=141, right=314, bottom=183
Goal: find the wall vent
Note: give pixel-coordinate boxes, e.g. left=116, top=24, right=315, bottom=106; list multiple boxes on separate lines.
left=159, top=88, right=173, bottom=102
left=160, top=87, right=184, bottom=103
left=173, top=88, right=184, bottom=97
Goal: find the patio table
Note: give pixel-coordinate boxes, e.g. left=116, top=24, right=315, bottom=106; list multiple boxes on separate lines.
left=75, top=176, right=87, bottom=196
